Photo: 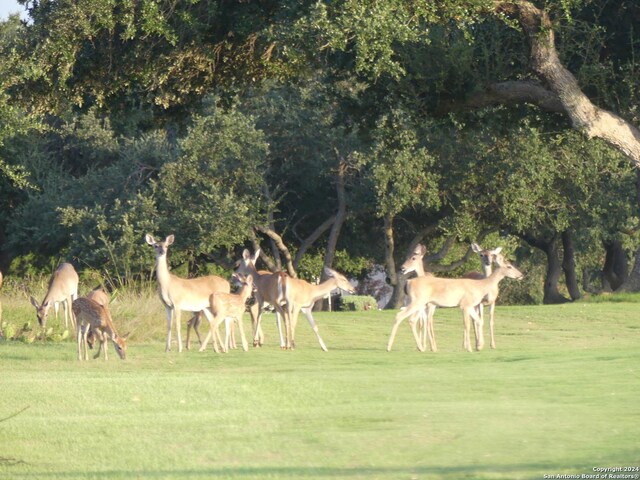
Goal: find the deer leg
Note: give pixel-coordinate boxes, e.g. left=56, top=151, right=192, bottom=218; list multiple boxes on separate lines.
left=407, top=313, right=424, bottom=352
left=198, top=309, right=218, bottom=353
left=469, top=306, right=484, bottom=351
left=92, top=331, right=103, bottom=359
left=252, top=303, right=265, bottom=347
left=228, top=320, right=237, bottom=349
left=388, top=304, right=420, bottom=352
left=77, top=322, right=83, bottom=361
left=164, top=306, right=173, bottom=352
left=425, top=304, right=438, bottom=352
left=186, top=312, right=201, bottom=350
left=488, top=302, right=496, bottom=349
left=462, top=309, right=473, bottom=352
left=174, top=309, right=183, bottom=353
left=236, top=314, right=249, bottom=352
left=274, top=308, right=286, bottom=349
left=248, top=303, right=262, bottom=347
left=301, top=307, right=328, bottom=352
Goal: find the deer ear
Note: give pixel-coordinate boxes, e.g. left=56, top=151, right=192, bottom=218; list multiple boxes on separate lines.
left=253, top=249, right=261, bottom=262
left=145, top=233, right=155, bottom=245
left=493, top=247, right=503, bottom=255
left=166, top=234, right=175, bottom=245
left=471, top=243, right=482, bottom=253
left=122, top=332, right=131, bottom=340
left=30, top=296, right=40, bottom=308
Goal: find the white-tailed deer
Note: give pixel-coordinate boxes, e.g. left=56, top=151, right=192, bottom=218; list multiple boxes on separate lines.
left=30, top=263, right=79, bottom=334
left=145, top=234, right=230, bottom=352
left=200, top=273, right=253, bottom=352
left=398, top=244, right=434, bottom=352
left=466, top=243, right=503, bottom=349
left=281, top=267, right=355, bottom=351
left=73, top=297, right=129, bottom=361
left=84, top=287, right=110, bottom=350
left=389, top=245, right=523, bottom=352
left=235, top=248, right=287, bottom=348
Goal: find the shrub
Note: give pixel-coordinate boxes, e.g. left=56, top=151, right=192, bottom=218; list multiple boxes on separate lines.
left=340, top=295, right=378, bottom=311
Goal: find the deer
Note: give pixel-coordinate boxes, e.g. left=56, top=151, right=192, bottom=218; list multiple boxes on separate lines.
left=73, top=296, right=129, bottom=361
left=234, top=248, right=288, bottom=349
left=84, top=287, right=111, bottom=350
left=30, top=262, right=79, bottom=335
left=145, top=234, right=230, bottom=353
left=280, top=267, right=355, bottom=351
left=398, top=243, right=505, bottom=352
left=465, top=243, right=504, bottom=349
left=199, top=273, right=254, bottom=353
left=388, top=244, right=523, bottom=353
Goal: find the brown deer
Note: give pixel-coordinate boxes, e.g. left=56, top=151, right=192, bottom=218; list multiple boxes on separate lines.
left=73, top=297, right=129, bottom=361
left=200, top=273, right=254, bottom=352
left=280, top=267, right=355, bottom=351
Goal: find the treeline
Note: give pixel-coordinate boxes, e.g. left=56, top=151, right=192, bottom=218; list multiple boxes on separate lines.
left=1, top=0, right=640, bottom=306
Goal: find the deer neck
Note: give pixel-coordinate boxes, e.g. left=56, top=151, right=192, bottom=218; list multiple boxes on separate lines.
left=481, top=263, right=493, bottom=278
left=309, top=278, right=337, bottom=303
left=155, top=253, right=172, bottom=286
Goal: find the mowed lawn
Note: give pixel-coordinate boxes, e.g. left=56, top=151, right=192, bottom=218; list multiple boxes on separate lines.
left=1, top=301, right=639, bottom=479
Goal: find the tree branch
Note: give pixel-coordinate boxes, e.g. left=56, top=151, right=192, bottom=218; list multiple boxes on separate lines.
left=496, top=0, right=640, bottom=167
left=254, top=225, right=297, bottom=277
left=438, top=80, right=565, bottom=115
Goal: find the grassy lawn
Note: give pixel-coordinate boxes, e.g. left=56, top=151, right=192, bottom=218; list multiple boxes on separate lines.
left=1, top=300, right=639, bottom=479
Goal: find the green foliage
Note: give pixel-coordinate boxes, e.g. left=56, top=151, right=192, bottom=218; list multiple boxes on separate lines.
left=339, top=294, right=378, bottom=311
left=156, top=103, right=270, bottom=260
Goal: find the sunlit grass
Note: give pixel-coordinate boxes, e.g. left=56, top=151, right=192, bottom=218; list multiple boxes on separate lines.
left=1, top=298, right=639, bottom=479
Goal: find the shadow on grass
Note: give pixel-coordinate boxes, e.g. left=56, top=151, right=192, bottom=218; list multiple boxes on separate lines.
left=3, top=463, right=578, bottom=479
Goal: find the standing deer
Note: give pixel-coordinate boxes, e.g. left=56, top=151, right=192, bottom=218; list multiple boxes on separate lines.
left=466, top=243, right=503, bottom=349
left=281, top=267, right=355, bottom=351
left=235, top=249, right=287, bottom=348
left=73, top=297, right=129, bottom=361
left=145, top=234, right=230, bottom=352
left=200, top=273, right=254, bottom=353
left=30, top=263, right=79, bottom=334
left=389, top=245, right=523, bottom=352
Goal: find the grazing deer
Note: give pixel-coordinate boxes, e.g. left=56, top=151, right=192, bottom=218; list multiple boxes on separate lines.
left=145, top=234, right=230, bottom=352
left=84, top=288, right=110, bottom=350
left=200, top=273, right=254, bottom=352
left=30, top=263, right=79, bottom=334
left=388, top=245, right=523, bottom=352
left=73, top=297, right=129, bottom=361
left=281, top=267, right=355, bottom=351
left=235, top=249, right=287, bottom=348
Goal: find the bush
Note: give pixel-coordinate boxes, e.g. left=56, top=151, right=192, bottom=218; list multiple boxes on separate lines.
left=340, top=295, right=378, bottom=311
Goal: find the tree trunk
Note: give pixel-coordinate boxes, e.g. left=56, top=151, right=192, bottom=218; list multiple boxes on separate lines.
left=561, top=230, right=581, bottom=300
left=522, top=233, right=569, bottom=304
left=602, top=239, right=627, bottom=291
left=495, top=1, right=640, bottom=168
left=618, top=245, right=640, bottom=292
left=318, top=155, right=347, bottom=310
left=383, top=214, right=405, bottom=309
left=618, top=170, right=640, bottom=291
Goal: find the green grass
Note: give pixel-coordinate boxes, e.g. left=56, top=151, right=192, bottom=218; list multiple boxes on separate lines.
left=1, top=299, right=639, bottom=479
